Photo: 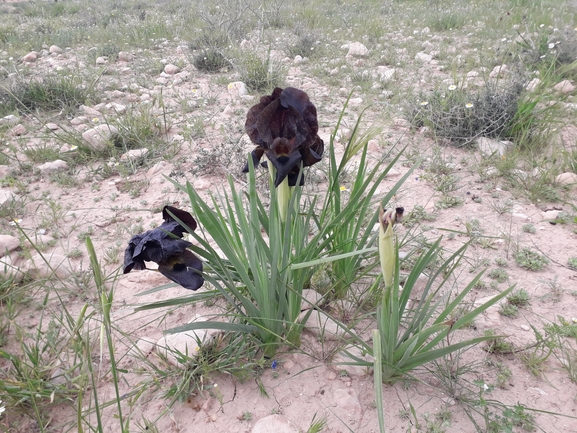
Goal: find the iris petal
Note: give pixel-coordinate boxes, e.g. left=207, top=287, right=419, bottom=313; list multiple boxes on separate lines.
left=123, top=206, right=205, bottom=291
left=243, top=87, right=323, bottom=187
left=158, top=250, right=204, bottom=291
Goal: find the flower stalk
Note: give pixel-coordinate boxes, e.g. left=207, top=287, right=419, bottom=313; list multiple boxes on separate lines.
left=267, top=158, right=292, bottom=224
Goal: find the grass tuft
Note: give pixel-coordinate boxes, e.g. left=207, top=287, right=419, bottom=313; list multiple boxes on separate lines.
left=235, top=50, right=286, bottom=92
left=0, top=74, right=99, bottom=116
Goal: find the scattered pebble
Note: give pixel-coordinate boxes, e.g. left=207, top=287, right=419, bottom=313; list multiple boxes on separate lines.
left=489, top=64, right=508, bottom=78
left=0, top=114, right=20, bottom=126
left=21, top=51, right=37, bottom=63
left=554, top=80, right=575, bottom=94
left=120, top=149, right=149, bottom=161
left=10, top=124, right=26, bottom=136
left=346, top=42, right=369, bottom=57
left=415, top=52, right=432, bottom=62
left=38, top=160, right=68, bottom=173
left=163, top=64, right=180, bottom=75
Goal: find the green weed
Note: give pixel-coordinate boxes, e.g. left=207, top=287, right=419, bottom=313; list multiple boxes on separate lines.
left=235, top=50, right=286, bottom=92
left=515, top=248, right=549, bottom=271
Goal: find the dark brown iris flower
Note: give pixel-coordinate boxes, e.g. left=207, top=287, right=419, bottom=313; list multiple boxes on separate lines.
left=123, top=206, right=204, bottom=291
left=243, top=87, right=324, bottom=187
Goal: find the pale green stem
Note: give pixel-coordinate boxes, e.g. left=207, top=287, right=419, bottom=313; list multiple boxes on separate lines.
left=373, top=329, right=386, bottom=432
left=266, top=157, right=292, bottom=224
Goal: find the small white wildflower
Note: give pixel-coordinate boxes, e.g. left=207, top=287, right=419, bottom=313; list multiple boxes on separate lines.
left=465, top=103, right=474, bottom=108
left=213, top=383, right=218, bottom=388
left=448, top=85, right=457, bottom=90
left=548, top=43, right=555, bottom=49
left=540, top=24, right=545, bottom=28
left=420, top=101, right=429, bottom=106
left=92, top=117, right=99, bottom=123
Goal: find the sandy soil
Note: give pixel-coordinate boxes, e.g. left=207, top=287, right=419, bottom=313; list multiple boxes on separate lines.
left=1, top=16, right=577, bottom=433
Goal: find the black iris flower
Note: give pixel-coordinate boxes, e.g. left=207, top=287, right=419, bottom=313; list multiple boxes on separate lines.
left=123, top=206, right=204, bottom=291
left=243, top=87, right=324, bottom=187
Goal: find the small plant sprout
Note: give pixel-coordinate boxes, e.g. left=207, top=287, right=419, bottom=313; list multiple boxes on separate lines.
left=483, top=330, right=514, bottom=354
left=522, top=223, right=536, bottom=234
left=488, top=268, right=509, bottom=283
left=499, top=303, right=519, bottom=317
left=507, top=289, right=530, bottom=307
left=515, top=248, right=549, bottom=271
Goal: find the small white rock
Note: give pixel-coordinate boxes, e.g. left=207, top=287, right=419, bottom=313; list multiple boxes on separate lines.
left=38, top=159, right=68, bottom=173
left=105, top=102, right=127, bottom=114
left=489, top=64, right=508, bottom=78
left=0, top=189, right=15, bottom=207
left=227, top=81, right=248, bottom=98
left=301, top=289, right=322, bottom=310
left=11, top=124, right=26, bottom=136
left=541, top=210, right=561, bottom=220
left=476, top=137, right=513, bottom=157
left=163, top=64, right=180, bottom=75
left=21, top=51, right=37, bottom=63
left=0, top=114, right=20, bottom=126
left=0, top=254, right=24, bottom=283
left=556, top=172, right=577, bottom=186
left=347, top=42, right=369, bottom=57
left=415, top=52, right=432, bottom=62
left=0, top=235, right=20, bottom=258
left=82, top=124, right=119, bottom=152
left=120, top=148, right=149, bottom=161
left=252, top=415, right=300, bottom=433
left=81, top=105, right=102, bottom=118
left=147, top=161, right=170, bottom=176
left=118, top=51, right=133, bottom=62
left=554, top=80, right=575, bottom=94
left=526, top=78, right=541, bottom=92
